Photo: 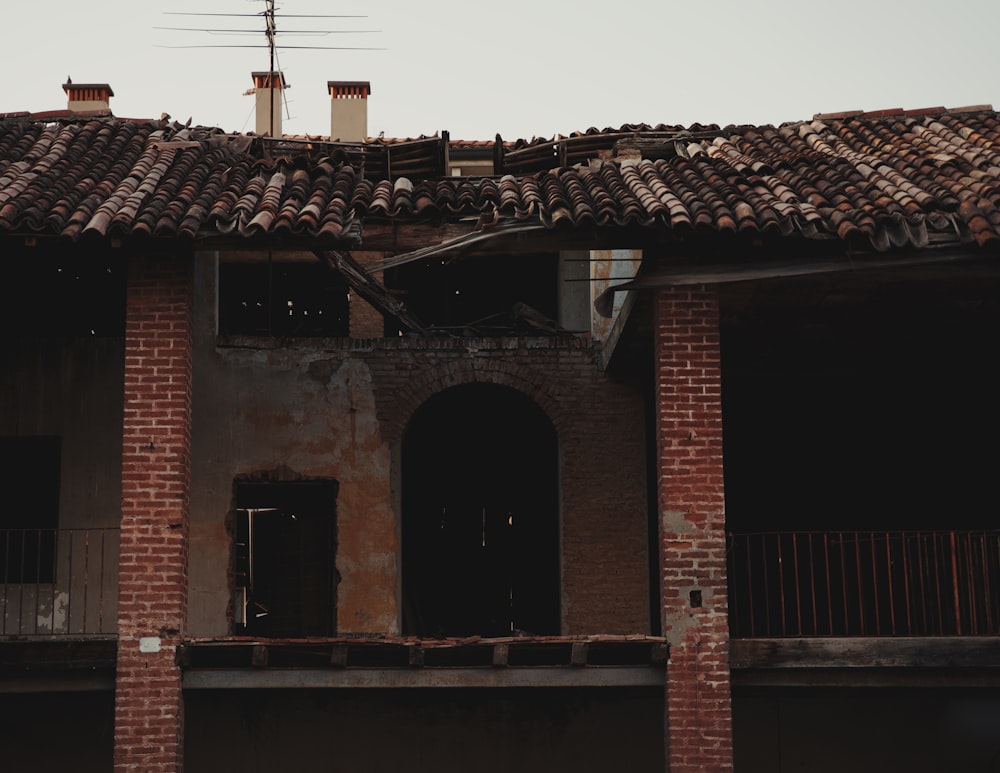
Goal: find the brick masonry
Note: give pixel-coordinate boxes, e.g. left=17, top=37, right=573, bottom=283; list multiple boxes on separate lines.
left=655, top=286, right=734, bottom=771
left=115, top=256, right=193, bottom=772
left=366, top=337, right=651, bottom=634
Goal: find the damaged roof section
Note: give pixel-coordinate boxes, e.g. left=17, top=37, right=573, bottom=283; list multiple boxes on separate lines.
left=0, top=107, right=999, bottom=254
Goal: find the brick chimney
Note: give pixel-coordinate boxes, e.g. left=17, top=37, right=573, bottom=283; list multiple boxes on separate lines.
left=63, top=81, right=114, bottom=112
left=328, top=81, right=370, bottom=142
left=251, top=71, right=287, bottom=137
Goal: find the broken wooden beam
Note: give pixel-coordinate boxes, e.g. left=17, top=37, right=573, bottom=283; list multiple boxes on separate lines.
left=315, top=249, right=429, bottom=335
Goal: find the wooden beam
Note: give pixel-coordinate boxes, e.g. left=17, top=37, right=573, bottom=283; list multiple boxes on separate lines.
left=364, top=222, right=548, bottom=272
left=183, top=666, right=665, bottom=690
left=731, top=637, right=1000, bottom=671
left=329, top=645, right=349, bottom=668
left=315, top=249, right=429, bottom=334
left=600, top=244, right=987, bottom=302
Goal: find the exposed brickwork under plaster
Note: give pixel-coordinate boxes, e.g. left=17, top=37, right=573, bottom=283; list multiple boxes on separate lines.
left=655, top=286, right=733, bottom=771
left=115, top=256, right=193, bottom=772
left=366, top=340, right=649, bottom=634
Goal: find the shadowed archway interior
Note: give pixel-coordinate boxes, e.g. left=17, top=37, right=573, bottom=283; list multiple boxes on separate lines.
left=402, top=383, right=559, bottom=638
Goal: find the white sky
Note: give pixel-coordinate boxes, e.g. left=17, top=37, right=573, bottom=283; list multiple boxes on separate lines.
left=4, top=0, right=998, bottom=142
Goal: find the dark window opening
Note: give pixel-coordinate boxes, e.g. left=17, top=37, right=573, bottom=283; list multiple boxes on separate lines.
left=402, top=384, right=559, bottom=637
left=384, top=253, right=559, bottom=336
left=2, top=251, right=124, bottom=337
left=233, top=480, right=338, bottom=637
left=219, top=259, right=349, bottom=337
left=1, top=437, right=60, bottom=583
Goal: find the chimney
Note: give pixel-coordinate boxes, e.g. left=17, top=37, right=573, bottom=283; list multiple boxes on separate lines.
left=62, top=81, right=114, bottom=112
left=251, top=71, right=287, bottom=137
left=328, top=81, right=370, bottom=142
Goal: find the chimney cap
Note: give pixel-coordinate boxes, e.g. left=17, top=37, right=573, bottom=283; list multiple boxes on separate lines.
left=328, top=81, right=371, bottom=98
left=62, top=82, right=114, bottom=97
left=251, top=71, right=288, bottom=89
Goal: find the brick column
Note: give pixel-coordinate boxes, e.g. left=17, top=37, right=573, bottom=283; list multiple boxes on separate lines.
left=654, top=286, right=733, bottom=771
left=115, top=256, right=193, bottom=772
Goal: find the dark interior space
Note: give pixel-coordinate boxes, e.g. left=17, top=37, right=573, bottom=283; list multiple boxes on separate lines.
left=185, top=687, right=664, bottom=773
left=2, top=247, right=125, bottom=337
left=0, top=691, right=113, bottom=772
left=721, top=271, right=1000, bottom=636
left=233, top=480, right=339, bottom=637
left=721, top=271, right=1000, bottom=533
left=384, top=253, right=558, bottom=335
left=734, top=686, right=1000, bottom=773
left=402, top=383, right=559, bottom=637
left=219, top=258, right=350, bottom=337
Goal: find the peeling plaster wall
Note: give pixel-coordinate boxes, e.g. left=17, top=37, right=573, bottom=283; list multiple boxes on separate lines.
left=188, top=251, right=650, bottom=638
left=189, top=252, right=396, bottom=635
left=591, top=249, right=641, bottom=342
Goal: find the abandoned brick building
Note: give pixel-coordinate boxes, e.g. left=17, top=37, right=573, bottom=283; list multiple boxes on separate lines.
left=3, top=78, right=1000, bottom=772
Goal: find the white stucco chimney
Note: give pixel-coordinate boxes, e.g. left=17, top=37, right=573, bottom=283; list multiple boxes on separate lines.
left=251, top=71, right=287, bottom=137
left=63, top=81, right=114, bottom=112
left=328, top=81, right=370, bottom=142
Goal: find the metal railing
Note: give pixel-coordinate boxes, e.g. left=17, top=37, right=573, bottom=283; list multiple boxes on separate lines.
left=727, top=530, right=1000, bottom=638
left=1, top=528, right=119, bottom=637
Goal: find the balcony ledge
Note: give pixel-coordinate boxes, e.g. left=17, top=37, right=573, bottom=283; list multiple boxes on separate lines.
left=732, top=637, right=1000, bottom=688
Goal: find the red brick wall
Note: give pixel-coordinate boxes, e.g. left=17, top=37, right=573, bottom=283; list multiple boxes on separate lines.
left=366, top=339, right=650, bottom=634
left=115, top=256, right=193, bottom=772
left=655, top=286, right=733, bottom=771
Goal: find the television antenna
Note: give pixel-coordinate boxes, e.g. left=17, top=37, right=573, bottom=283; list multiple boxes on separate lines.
left=157, top=1, right=383, bottom=134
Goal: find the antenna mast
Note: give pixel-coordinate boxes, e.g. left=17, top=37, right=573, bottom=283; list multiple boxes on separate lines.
left=265, top=0, right=277, bottom=136
left=158, top=3, right=381, bottom=135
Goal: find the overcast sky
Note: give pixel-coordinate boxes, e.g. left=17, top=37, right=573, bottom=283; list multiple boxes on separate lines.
left=4, top=1, right=998, bottom=142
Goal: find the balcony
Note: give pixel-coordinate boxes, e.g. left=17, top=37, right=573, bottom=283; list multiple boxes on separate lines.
left=728, top=530, right=1000, bottom=638
left=1, top=528, right=118, bottom=637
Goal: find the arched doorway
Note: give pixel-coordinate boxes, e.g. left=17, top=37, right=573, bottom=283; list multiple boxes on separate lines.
left=402, top=383, right=559, bottom=637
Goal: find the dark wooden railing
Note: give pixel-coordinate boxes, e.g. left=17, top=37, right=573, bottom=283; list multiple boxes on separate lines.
left=1, top=528, right=118, bottom=637
left=728, top=530, right=1000, bottom=637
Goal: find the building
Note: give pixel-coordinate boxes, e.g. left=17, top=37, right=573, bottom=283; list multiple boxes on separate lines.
left=2, top=80, right=1000, bottom=772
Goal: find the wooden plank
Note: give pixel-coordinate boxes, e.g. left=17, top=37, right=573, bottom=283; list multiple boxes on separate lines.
left=731, top=637, right=1000, bottom=670
left=183, top=666, right=665, bottom=690
left=605, top=245, right=984, bottom=296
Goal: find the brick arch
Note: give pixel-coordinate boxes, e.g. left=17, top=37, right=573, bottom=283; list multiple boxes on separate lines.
left=381, top=359, right=565, bottom=443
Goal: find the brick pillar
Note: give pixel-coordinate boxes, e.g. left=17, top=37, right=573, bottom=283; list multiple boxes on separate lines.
left=115, top=256, right=193, bottom=772
left=655, top=286, right=733, bottom=771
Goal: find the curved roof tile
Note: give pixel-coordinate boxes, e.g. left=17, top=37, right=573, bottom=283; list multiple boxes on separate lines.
left=0, top=110, right=999, bottom=251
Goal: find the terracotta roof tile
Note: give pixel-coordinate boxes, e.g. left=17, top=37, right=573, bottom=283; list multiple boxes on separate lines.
left=1, top=108, right=1000, bottom=252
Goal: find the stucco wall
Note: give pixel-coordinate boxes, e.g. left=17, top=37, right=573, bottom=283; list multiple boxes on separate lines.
left=188, top=252, right=650, bottom=637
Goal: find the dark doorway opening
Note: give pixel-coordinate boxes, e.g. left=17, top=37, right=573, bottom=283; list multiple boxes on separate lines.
left=402, top=384, right=560, bottom=638
left=233, top=480, right=338, bottom=637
